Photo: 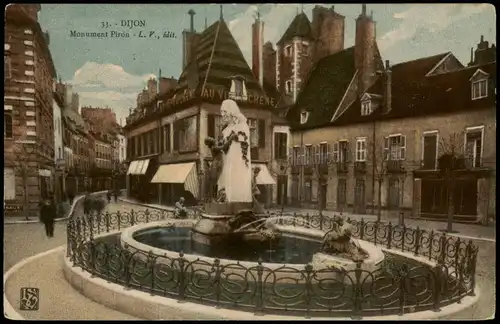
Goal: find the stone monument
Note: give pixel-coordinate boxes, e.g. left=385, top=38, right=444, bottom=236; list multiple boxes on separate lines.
left=191, top=99, right=279, bottom=246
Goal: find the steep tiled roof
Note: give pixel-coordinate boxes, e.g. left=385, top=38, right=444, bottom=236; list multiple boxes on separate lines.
left=287, top=46, right=356, bottom=129
left=175, top=20, right=267, bottom=99
left=277, top=13, right=314, bottom=45
left=334, top=61, right=496, bottom=125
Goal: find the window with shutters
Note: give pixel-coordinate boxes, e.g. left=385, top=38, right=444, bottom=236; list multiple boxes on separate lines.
left=274, top=132, right=287, bottom=160
left=305, top=145, right=313, bottom=165
left=383, top=134, right=406, bottom=161
left=465, top=126, right=483, bottom=168
left=339, top=141, right=349, bottom=163
left=229, top=77, right=247, bottom=101
left=4, top=167, right=16, bottom=200
left=471, top=72, right=488, bottom=100
left=164, top=124, right=171, bottom=152
left=319, top=142, right=328, bottom=164
left=422, top=131, right=438, bottom=169
left=293, top=146, right=300, bottom=166
left=355, top=138, right=367, bottom=161
left=4, top=113, right=13, bottom=138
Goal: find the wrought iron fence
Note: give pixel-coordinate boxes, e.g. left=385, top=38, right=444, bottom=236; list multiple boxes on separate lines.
left=66, top=209, right=478, bottom=318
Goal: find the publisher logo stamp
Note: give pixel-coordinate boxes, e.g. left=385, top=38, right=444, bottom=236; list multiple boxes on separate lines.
left=20, top=287, right=39, bottom=311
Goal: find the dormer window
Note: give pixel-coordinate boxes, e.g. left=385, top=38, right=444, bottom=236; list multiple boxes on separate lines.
left=472, top=79, right=488, bottom=100
left=470, top=69, right=489, bottom=100
left=300, top=111, right=309, bottom=124
left=229, top=76, right=247, bottom=101
left=301, top=42, right=309, bottom=55
left=361, top=100, right=372, bottom=116
left=285, top=45, right=292, bottom=57
left=285, top=80, right=292, bottom=94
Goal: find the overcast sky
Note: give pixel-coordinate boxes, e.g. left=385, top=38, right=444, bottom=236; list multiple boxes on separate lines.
left=39, top=4, right=496, bottom=124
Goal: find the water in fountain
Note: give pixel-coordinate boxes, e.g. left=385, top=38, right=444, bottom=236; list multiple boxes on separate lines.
left=133, top=226, right=322, bottom=263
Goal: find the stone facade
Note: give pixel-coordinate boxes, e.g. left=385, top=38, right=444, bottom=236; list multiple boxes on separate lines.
left=290, top=108, right=496, bottom=221
left=4, top=4, right=57, bottom=216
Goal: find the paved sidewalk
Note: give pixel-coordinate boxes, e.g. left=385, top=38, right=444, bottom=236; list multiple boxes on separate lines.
left=4, top=191, right=109, bottom=225
left=5, top=248, right=139, bottom=320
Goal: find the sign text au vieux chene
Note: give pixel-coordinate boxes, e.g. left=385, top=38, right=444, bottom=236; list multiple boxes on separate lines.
left=163, top=88, right=277, bottom=109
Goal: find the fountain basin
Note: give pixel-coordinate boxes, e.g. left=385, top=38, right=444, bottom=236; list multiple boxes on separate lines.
left=121, top=220, right=384, bottom=285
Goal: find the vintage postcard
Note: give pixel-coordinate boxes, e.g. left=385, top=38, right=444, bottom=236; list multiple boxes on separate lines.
left=4, top=3, right=495, bottom=320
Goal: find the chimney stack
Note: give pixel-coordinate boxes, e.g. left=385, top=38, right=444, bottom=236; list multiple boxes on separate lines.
left=383, top=60, right=392, bottom=114
left=252, top=10, right=264, bottom=87
left=355, top=4, right=376, bottom=95
left=182, top=9, right=201, bottom=69
left=188, top=9, right=196, bottom=32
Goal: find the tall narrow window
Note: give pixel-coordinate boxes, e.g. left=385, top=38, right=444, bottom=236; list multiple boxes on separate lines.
left=465, top=127, right=483, bottom=168
left=4, top=113, right=13, bottom=138
left=384, top=135, right=406, bottom=160
left=355, top=138, right=367, bottom=161
left=4, top=56, right=11, bottom=79
left=422, top=132, right=438, bottom=169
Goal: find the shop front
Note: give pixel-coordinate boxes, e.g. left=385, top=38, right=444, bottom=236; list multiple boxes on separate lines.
left=127, top=157, right=158, bottom=203
left=150, top=161, right=200, bottom=207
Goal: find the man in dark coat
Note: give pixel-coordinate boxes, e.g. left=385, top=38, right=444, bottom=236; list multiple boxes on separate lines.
left=67, top=190, right=75, bottom=205
left=40, top=198, right=56, bottom=237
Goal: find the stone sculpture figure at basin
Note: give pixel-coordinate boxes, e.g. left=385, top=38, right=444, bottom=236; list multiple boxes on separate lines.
left=193, top=99, right=279, bottom=246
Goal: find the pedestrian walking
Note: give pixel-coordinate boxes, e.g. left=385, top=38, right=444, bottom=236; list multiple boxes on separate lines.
left=113, top=190, right=118, bottom=203
left=83, top=194, right=90, bottom=215
left=106, top=190, right=112, bottom=204
left=40, top=198, right=56, bottom=238
left=68, top=190, right=75, bottom=205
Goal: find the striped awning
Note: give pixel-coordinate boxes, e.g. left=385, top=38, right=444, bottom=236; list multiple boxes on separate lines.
left=151, top=162, right=199, bottom=198
left=252, top=163, right=276, bottom=185
left=127, top=159, right=150, bottom=175
left=127, top=161, right=138, bottom=175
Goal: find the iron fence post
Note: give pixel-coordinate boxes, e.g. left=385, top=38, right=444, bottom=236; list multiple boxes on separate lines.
left=105, top=212, right=110, bottom=232
left=414, top=227, right=421, bottom=257
left=428, top=230, right=434, bottom=261
left=469, top=247, right=477, bottom=297
left=359, top=219, right=365, bottom=240
left=117, top=211, right=122, bottom=231
left=149, top=251, right=156, bottom=295
left=131, top=209, right=135, bottom=226
left=254, top=259, right=264, bottom=315
left=352, top=261, right=363, bottom=319
left=304, top=264, right=313, bottom=318
left=178, top=251, right=186, bottom=302
left=213, top=259, right=221, bottom=308
left=433, top=265, right=443, bottom=312
left=439, top=233, right=446, bottom=264
left=387, top=222, right=393, bottom=250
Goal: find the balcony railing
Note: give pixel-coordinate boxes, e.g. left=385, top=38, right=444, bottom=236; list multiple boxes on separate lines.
left=337, top=161, right=348, bottom=174
left=386, top=160, right=404, bottom=173
left=354, top=161, right=367, bottom=173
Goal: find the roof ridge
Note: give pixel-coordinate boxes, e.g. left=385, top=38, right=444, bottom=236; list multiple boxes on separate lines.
left=392, top=51, right=450, bottom=67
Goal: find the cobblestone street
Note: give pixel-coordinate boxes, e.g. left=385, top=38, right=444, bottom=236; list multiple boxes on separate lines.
left=4, top=200, right=495, bottom=320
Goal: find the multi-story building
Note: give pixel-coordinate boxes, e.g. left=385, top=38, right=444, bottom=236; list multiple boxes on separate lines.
left=4, top=4, right=57, bottom=217
left=56, top=81, right=92, bottom=194
left=53, top=90, right=65, bottom=203
left=124, top=9, right=279, bottom=206
left=286, top=8, right=496, bottom=227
